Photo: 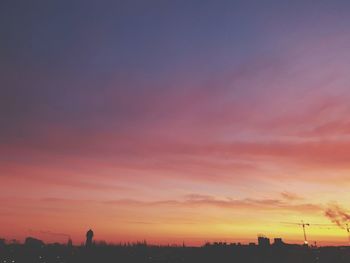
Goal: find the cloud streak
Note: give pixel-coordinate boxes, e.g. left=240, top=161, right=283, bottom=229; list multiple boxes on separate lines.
left=42, top=194, right=323, bottom=214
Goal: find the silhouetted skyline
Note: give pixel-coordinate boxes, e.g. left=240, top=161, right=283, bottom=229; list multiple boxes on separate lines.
left=2, top=0, right=350, bottom=246
left=2, top=233, right=350, bottom=263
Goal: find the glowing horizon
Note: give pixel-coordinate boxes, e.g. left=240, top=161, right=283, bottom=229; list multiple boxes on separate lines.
left=2, top=1, right=350, bottom=247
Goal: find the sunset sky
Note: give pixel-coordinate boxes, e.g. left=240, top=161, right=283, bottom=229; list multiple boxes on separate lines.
left=2, top=0, right=350, bottom=246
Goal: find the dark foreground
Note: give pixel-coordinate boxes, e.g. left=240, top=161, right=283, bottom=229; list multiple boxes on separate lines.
left=2, top=243, right=350, bottom=263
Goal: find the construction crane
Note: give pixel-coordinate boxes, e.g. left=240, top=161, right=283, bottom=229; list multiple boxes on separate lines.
left=282, top=221, right=350, bottom=245
left=281, top=220, right=310, bottom=245
left=319, top=223, right=350, bottom=245
left=318, top=222, right=350, bottom=244
left=300, top=221, right=310, bottom=245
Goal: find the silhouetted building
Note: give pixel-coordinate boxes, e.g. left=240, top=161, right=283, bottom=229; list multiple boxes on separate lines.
left=25, top=237, right=44, bottom=248
left=1, top=241, right=350, bottom=263
left=258, top=235, right=270, bottom=247
left=86, top=229, right=94, bottom=248
left=273, top=238, right=285, bottom=246
left=67, top=238, right=73, bottom=248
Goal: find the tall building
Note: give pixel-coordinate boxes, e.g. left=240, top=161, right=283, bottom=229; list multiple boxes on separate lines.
left=258, top=235, right=270, bottom=247
left=86, top=229, right=94, bottom=248
left=67, top=238, right=73, bottom=248
left=274, top=238, right=285, bottom=246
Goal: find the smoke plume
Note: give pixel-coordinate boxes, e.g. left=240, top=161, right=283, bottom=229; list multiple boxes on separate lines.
left=324, top=204, right=350, bottom=229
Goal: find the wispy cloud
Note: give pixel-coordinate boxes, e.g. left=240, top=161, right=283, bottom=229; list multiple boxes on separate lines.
left=280, top=191, right=304, bottom=201
left=41, top=194, right=322, bottom=214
